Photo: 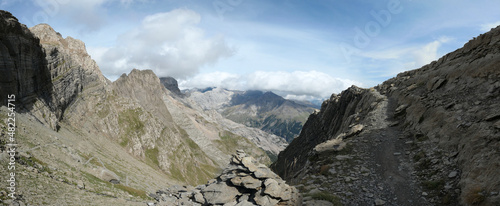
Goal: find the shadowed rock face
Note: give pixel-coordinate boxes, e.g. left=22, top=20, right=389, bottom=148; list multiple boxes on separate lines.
left=0, top=11, right=52, bottom=111
left=271, top=86, right=370, bottom=179
left=272, top=26, right=500, bottom=205
left=153, top=150, right=302, bottom=206
left=160, top=76, right=184, bottom=97
left=28, top=23, right=110, bottom=130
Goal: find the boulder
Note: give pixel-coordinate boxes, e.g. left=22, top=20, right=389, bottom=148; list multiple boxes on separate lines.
left=202, top=182, right=239, bottom=204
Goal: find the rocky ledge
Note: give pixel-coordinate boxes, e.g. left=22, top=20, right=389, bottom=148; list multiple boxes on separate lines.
left=151, top=150, right=302, bottom=206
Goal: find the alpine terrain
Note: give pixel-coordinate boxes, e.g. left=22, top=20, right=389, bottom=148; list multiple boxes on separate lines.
left=0, top=9, right=499, bottom=206
left=187, top=88, right=318, bottom=142
left=0, top=10, right=290, bottom=205
left=272, top=25, right=500, bottom=205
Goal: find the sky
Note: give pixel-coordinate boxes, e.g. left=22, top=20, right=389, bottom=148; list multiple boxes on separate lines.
left=2, top=0, right=500, bottom=101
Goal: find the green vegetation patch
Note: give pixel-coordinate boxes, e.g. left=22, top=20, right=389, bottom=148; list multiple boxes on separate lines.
left=215, top=131, right=253, bottom=155
left=164, top=129, right=221, bottom=185
left=145, top=147, right=159, bottom=166
left=118, top=108, right=145, bottom=147
left=18, top=154, right=52, bottom=174
left=115, top=184, right=149, bottom=199
left=97, top=103, right=111, bottom=118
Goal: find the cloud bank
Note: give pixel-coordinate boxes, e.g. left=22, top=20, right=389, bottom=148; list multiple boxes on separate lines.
left=94, top=9, right=235, bottom=79
left=179, top=71, right=361, bottom=101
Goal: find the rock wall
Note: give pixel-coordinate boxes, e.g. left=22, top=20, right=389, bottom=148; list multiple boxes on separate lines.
left=0, top=11, right=51, bottom=111
left=271, top=86, right=377, bottom=179
left=28, top=23, right=109, bottom=130
left=160, top=76, right=184, bottom=97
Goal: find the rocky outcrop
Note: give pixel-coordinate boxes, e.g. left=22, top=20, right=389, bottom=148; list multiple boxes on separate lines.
left=28, top=23, right=109, bottom=130
left=160, top=76, right=184, bottom=97
left=153, top=150, right=302, bottom=206
left=160, top=77, right=184, bottom=97
left=0, top=12, right=110, bottom=130
left=0, top=10, right=52, bottom=112
left=271, top=86, right=373, bottom=179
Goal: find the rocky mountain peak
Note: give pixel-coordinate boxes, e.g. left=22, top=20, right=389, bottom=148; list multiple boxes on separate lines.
left=29, top=24, right=63, bottom=44
left=160, top=76, right=184, bottom=96
left=0, top=10, right=25, bottom=33
left=118, top=69, right=160, bottom=83
left=29, top=23, right=107, bottom=84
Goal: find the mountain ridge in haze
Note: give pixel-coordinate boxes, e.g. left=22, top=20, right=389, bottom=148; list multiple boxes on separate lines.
left=185, top=87, right=318, bottom=142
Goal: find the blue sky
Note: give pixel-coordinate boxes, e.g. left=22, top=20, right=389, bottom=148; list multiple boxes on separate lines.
left=2, top=0, right=500, bottom=101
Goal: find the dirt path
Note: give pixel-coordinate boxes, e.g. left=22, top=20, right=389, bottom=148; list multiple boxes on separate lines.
left=363, top=95, right=429, bottom=206
left=295, top=90, right=433, bottom=205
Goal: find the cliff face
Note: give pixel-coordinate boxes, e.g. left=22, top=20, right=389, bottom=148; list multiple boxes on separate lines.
left=271, top=86, right=374, bottom=177
left=160, top=76, right=184, bottom=97
left=0, top=11, right=51, bottom=113
left=273, top=26, right=500, bottom=205
left=28, top=23, right=110, bottom=130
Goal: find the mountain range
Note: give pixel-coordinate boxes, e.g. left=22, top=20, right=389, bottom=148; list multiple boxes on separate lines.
left=0, top=10, right=286, bottom=205
left=1, top=9, right=500, bottom=206
left=186, top=88, right=318, bottom=142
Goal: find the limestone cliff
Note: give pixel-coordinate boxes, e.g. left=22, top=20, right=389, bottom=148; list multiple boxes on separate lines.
left=0, top=11, right=52, bottom=122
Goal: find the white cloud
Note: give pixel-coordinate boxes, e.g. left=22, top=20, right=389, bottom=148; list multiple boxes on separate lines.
left=480, top=21, right=500, bottom=32
left=354, top=36, right=452, bottom=78
left=178, top=72, right=242, bottom=89
left=412, top=36, right=451, bottom=67
left=95, top=9, right=235, bottom=79
left=179, top=70, right=361, bottom=100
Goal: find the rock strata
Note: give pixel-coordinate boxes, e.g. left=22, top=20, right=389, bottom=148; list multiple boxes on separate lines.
left=153, top=150, right=301, bottom=205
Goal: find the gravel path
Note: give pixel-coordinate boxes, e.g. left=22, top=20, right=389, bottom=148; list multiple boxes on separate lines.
left=297, top=91, right=431, bottom=206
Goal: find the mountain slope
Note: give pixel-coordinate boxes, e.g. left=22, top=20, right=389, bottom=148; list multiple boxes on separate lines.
left=272, top=26, right=500, bottom=205
left=161, top=80, right=288, bottom=158
left=0, top=11, right=271, bottom=205
left=188, top=88, right=317, bottom=142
